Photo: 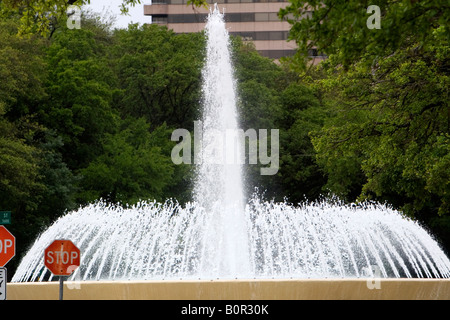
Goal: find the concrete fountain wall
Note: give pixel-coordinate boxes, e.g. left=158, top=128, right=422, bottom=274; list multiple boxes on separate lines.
left=7, top=279, right=450, bottom=300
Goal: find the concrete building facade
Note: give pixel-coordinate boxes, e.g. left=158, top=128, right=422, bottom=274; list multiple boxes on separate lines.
left=144, top=0, right=299, bottom=59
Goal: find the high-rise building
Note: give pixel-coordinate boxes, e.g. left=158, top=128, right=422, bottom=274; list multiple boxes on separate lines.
left=144, top=0, right=322, bottom=60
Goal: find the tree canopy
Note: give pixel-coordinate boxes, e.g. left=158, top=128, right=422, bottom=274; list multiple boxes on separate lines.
left=280, top=0, right=450, bottom=68
left=0, top=0, right=143, bottom=36
left=280, top=0, right=450, bottom=251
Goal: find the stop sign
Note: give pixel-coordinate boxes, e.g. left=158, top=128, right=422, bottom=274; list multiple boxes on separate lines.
left=44, top=240, right=80, bottom=276
left=0, top=226, right=15, bottom=267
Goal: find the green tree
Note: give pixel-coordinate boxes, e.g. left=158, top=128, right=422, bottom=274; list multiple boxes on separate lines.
left=41, top=20, right=118, bottom=169
left=37, top=131, right=78, bottom=222
left=112, top=24, right=204, bottom=130
left=0, top=16, right=81, bottom=277
left=0, top=0, right=144, bottom=36
left=280, top=0, right=450, bottom=68
left=281, top=1, right=450, bottom=249
left=78, top=118, right=175, bottom=204
left=0, top=107, right=44, bottom=216
left=0, top=18, right=47, bottom=121
left=0, top=16, right=49, bottom=221
left=276, top=82, right=329, bottom=203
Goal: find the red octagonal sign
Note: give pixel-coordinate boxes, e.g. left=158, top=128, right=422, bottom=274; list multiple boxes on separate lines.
left=0, top=226, right=15, bottom=267
left=44, top=240, right=80, bottom=276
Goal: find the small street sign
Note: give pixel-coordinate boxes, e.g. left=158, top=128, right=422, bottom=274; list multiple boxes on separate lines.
left=0, top=267, right=6, bottom=300
left=0, top=226, right=15, bottom=267
left=0, top=212, right=11, bottom=225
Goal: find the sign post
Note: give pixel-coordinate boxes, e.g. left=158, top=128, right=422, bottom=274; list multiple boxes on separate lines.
left=44, top=240, right=80, bottom=300
left=0, top=267, right=6, bottom=300
left=0, top=223, right=15, bottom=300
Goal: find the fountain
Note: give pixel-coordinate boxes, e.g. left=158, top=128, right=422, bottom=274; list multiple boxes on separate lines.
left=8, top=5, right=450, bottom=299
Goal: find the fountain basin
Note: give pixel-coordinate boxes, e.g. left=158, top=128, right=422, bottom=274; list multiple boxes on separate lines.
left=7, top=278, right=450, bottom=300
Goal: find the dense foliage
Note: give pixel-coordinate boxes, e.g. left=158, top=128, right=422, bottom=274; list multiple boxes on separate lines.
left=0, top=0, right=143, bottom=36
left=281, top=0, right=449, bottom=251
left=0, top=0, right=448, bottom=277
left=0, top=14, right=206, bottom=274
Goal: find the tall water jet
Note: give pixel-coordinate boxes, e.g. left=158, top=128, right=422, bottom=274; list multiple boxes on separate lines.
left=194, top=5, right=250, bottom=278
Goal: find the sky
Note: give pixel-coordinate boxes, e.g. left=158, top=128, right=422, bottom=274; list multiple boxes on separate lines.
left=82, top=0, right=153, bottom=29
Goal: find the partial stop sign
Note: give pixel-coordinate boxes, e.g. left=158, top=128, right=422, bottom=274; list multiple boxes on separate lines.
left=44, top=240, right=80, bottom=276
left=0, top=226, right=15, bottom=267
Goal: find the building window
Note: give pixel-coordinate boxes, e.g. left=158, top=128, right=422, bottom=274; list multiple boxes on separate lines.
left=152, top=15, right=168, bottom=24
left=234, top=32, right=254, bottom=40
left=269, top=31, right=283, bottom=40
left=241, top=13, right=254, bottom=22
left=255, top=13, right=268, bottom=21
left=254, top=32, right=269, bottom=40
left=162, top=12, right=288, bottom=24
left=268, top=13, right=279, bottom=21
left=259, top=50, right=296, bottom=59
left=307, top=49, right=326, bottom=57
left=231, top=31, right=289, bottom=41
